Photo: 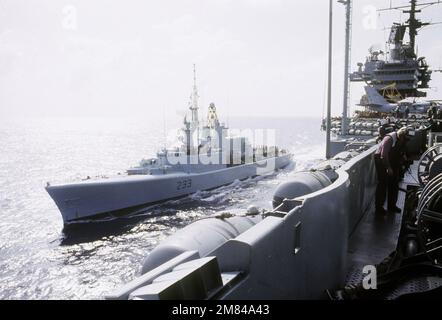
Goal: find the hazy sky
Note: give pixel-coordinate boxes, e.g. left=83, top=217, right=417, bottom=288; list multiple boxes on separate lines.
left=1, top=0, right=441, bottom=119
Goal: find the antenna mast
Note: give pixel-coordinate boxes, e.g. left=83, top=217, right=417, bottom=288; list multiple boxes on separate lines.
left=377, top=0, right=442, bottom=56
left=407, top=0, right=422, bottom=55
left=339, top=0, right=352, bottom=136
left=189, top=64, right=200, bottom=129
left=326, top=0, right=333, bottom=160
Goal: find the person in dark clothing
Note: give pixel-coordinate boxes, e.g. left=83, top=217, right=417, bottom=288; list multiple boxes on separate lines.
left=374, top=127, right=408, bottom=215
left=377, top=125, right=387, bottom=143
left=394, top=106, right=401, bottom=119
left=429, top=105, right=438, bottom=121
left=404, top=106, right=410, bottom=119
left=435, top=108, right=442, bottom=132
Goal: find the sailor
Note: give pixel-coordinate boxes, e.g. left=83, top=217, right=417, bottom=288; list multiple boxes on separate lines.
left=374, top=127, right=408, bottom=215
left=428, top=106, right=442, bottom=131
left=404, top=106, right=410, bottom=119
left=433, top=108, right=442, bottom=132
left=377, top=120, right=388, bottom=143
left=428, top=105, right=438, bottom=119
left=377, top=118, right=395, bottom=143
left=394, top=106, right=401, bottom=119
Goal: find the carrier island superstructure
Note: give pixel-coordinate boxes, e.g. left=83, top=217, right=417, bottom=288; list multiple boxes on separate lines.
left=326, top=0, right=441, bottom=157
left=46, top=66, right=293, bottom=225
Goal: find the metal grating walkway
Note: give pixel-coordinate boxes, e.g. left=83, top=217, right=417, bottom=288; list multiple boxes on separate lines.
left=344, top=163, right=418, bottom=287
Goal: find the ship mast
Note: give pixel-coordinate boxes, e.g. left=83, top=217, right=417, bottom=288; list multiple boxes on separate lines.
left=409, top=0, right=418, bottom=52
left=189, top=64, right=200, bottom=129
left=405, top=0, right=428, bottom=55
left=326, top=0, right=351, bottom=158
left=326, top=0, right=333, bottom=159
left=378, top=0, right=442, bottom=57
left=339, top=0, right=352, bottom=136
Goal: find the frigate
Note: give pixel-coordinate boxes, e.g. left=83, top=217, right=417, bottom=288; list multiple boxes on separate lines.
left=45, top=66, right=293, bottom=225
left=106, top=0, right=442, bottom=300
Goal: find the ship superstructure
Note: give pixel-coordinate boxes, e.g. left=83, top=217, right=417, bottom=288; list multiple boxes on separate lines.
left=350, top=0, right=433, bottom=111
left=326, top=0, right=442, bottom=156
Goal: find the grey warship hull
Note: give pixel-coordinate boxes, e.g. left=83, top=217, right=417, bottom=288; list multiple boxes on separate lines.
left=46, top=155, right=293, bottom=224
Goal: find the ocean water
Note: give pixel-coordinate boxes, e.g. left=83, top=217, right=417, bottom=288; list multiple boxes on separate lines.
left=0, top=116, right=325, bottom=300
